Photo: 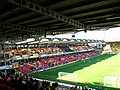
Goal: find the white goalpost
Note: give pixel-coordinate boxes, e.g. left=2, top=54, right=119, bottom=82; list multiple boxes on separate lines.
left=57, top=72, right=78, bottom=82
left=104, top=76, right=120, bottom=88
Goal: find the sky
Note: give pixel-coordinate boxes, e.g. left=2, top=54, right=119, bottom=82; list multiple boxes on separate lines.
left=47, top=27, right=120, bottom=42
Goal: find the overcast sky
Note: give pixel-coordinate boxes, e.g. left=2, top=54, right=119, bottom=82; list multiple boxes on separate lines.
left=47, top=27, right=120, bottom=41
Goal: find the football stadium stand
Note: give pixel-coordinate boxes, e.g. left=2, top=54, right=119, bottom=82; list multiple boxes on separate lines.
left=0, top=44, right=101, bottom=90
left=17, top=51, right=99, bottom=74
left=110, top=42, right=120, bottom=53
left=102, top=42, right=120, bottom=53
left=1, top=0, right=120, bottom=89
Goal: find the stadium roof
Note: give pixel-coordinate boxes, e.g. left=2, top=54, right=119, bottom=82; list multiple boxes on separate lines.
left=14, top=37, right=104, bottom=45
left=0, top=0, right=120, bottom=40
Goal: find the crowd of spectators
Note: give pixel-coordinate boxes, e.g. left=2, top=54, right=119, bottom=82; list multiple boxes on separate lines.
left=1, top=45, right=93, bottom=57
left=0, top=71, right=102, bottom=90
left=70, top=46, right=93, bottom=51
left=0, top=71, right=59, bottom=90
left=1, top=47, right=63, bottom=56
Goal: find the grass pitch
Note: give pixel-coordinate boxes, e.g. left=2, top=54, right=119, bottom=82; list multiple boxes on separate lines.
left=29, top=54, right=120, bottom=89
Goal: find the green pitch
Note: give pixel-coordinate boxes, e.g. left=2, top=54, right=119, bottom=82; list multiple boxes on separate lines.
left=29, top=54, right=120, bottom=89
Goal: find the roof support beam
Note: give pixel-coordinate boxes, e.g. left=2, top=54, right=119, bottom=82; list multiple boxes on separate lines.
left=90, top=21, right=120, bottom=27
left=8, top=0, right=85, bottom=29
left=0, top=22, right=43, bottom=33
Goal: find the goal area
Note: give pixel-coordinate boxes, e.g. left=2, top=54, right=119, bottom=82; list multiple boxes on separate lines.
left=104, top=76, right=120, bottom=88
left=57, top=72, right=78, bottom=82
